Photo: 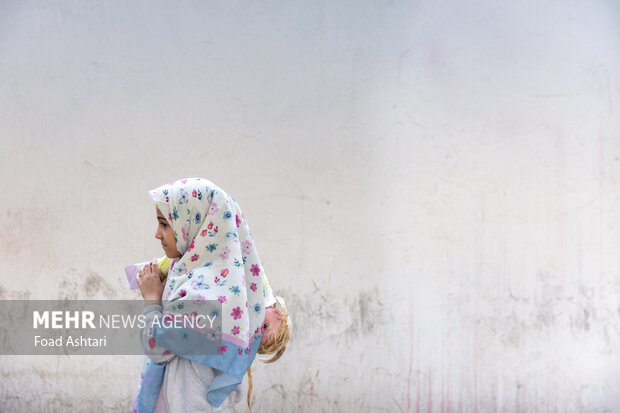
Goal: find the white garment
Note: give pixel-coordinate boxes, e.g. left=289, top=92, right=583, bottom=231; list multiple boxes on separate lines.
left=154, top=357, right=247, bottom=413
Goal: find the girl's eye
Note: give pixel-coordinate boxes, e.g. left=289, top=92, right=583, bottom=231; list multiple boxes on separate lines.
left=263, top=323, right=268, bottom=330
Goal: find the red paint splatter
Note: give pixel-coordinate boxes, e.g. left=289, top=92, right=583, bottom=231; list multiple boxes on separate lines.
left=427, top=369, right=433, bottom=413
left=408, top=308, right=414, bottom=411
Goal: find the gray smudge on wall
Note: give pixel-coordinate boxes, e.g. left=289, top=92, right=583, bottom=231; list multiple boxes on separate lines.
left=59, top=268, right=116, bottom=299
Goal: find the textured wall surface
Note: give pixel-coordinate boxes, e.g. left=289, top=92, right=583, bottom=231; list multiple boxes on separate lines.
left=1, top=1, right=619, bottom=412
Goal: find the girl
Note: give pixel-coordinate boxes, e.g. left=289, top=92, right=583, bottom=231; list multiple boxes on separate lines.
left=131, top=178, right=291, bottom=412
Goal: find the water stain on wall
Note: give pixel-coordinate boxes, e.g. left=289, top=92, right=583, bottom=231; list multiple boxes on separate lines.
left=58, top=268, right=116, bottom=299
left=0, top=286, right=32, bottom=300
left=0, top=208, right=61, bottom=280
left=345, top=290, right=391, bottom=339
left=83, top=271, right=116, bottom=298
left=275, top=284, right=392, bottom=349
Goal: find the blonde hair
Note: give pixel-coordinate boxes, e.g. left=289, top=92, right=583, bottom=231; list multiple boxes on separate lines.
left=247, top=296, right=291, bottom=411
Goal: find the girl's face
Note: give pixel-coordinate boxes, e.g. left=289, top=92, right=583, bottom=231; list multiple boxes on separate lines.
left=155, top=206, right=182, bottom=258
left=261, top=306, right=283, bottom=345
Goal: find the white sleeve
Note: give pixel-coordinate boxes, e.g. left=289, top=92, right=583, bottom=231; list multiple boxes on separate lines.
left=140, top=303, right=177, bottom=364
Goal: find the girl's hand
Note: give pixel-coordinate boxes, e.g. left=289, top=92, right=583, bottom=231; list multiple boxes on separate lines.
left=137, top=260, right=166, bottom=302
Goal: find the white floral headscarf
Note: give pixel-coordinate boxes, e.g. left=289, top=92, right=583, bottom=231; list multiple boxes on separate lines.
left=137, top=177, right=266, bottom=409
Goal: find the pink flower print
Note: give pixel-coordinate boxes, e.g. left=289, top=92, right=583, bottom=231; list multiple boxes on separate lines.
left=201, top=229, right=208, bottom=237
left=219, top=247, right=230, bottom=260
left=187, top=240, right=195, bottom=252
left=214, top=276, right=220, bottom=283
left=165, top=196, right=169, bottom=202
left=231, top=306, right=243, bottom=320
left=250, top=282, right=257, bottom=292
left=192, top=189, right=197, bottom=198
left=237, top=348, right=243, bottom=355
left=182, top=226, right=188, bottom=241
left=236, top=215, right=241, bottom=228
left=207, top=222, right=214, bottom=230
left=220, top=268, right=229, bottom=278
left=217, top=345, right=227, bottom=354
left=148, top=337, right=155, bottom=349
left=250, top=264, right=260, bottom=277
left=218, top=295, right=227, bottom=304
left=193, top=294, right=206, bottom=305
left=208, top=202, right=219, bottom=216
left=190, top=254, right=199, bottom=262
left=231, top=325, right=240, bottom=335
left=168, top=213, right=173, bottom=221
left=162, top=350, right=171, bottom=357
left=242, top=240, right=253, bottom=255
left=179, top=289, right=187, bottom=298
left=254, top=327, right=260, bottom=335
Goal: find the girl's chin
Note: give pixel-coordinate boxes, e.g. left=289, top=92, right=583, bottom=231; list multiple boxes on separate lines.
left=164, top=250, right=182, bottom=259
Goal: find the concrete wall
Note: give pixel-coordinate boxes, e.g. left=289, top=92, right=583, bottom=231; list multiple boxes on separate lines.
left=1, top=1, right=619, bottom=411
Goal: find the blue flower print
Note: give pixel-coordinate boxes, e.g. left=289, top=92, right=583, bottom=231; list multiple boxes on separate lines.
left=175, top=262, right=187, bottom=275
left=162, top=189, right=168, bottom=195
left=254, top=303, right=261, bottom=314
left=178, top=188, right=188, bottom=204
left=172, top=206, right=179, bottom=220
left=206, top=243, right=218, bottom=252
left=191, top=275, right=210, bottom=290
left=229, top=285, right=241, bottom=296
left=223, top=211, right=232, bottom=220
left=226, top=231, right=238, bottom=240
left=195, top=211, right=202, bottom=224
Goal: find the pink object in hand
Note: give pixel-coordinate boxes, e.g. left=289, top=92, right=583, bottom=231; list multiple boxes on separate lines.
left=125, top=262, right=150, bottom=290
